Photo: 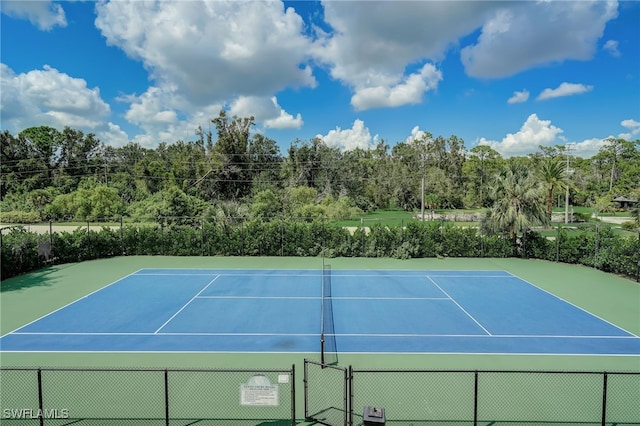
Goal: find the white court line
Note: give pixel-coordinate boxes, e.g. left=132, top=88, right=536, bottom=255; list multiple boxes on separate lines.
left=331, top=333, right=639, bottom=339
left=153, top=275, right=220, bottom=334
left=427, top=275, right=493, bottom=336
left=504, top=271, right=640, bottom=338
left=9, top=331, right=318, bottom=336
left=9, top=331, right=638, bottom=339
left=3, top=350, right=636, bottom=356
left=197, top=296, right=320, bottom=299
left=0, top=269, right=144, bottom=338
left=196, top=296, right=451, bottom=300
left=136, top=273, right=321, bottom=277
left=426, top=275, right=513, bottom=278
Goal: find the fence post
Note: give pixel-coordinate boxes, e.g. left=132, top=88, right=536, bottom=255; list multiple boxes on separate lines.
left=37, top=368, right=44, bottom=426
left=473, top=371, right=479, bottom=426
left=303, top=360, right=309, bottom=419
left=348, top=365, right=353, bottom=426
left=290, top=364, right=296, bottom=426
left=637, top=231, right=640, bottom=283
left=120, top=216, right=124, bottom=255
left=556, top=224, right=560, bottom=262
left=201, top=218, right=205, bottom=256
left=595, top=223, right=600, bottom=262
left=164, top=369, right=169, bottom=426
left=601, top=372, right=608, bottom=426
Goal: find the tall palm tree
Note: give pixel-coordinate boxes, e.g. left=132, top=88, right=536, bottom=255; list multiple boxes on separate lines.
left=483, top=163, right=548, bottom=241
left=538, top=158, right=568, bottom=220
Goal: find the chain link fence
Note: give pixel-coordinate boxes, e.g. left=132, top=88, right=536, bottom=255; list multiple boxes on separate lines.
left=0, top=367, right=295, bottom=425
left=304, top=359, right=350, bottom=426
left=304, top=361, right=640, bottom=426
left=351, top=369, right=475, bottom=425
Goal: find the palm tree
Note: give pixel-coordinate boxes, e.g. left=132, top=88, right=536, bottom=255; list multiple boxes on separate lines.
left=538, top=158, right=568, bottom=221
left=483, top=163, right=548, bottom=241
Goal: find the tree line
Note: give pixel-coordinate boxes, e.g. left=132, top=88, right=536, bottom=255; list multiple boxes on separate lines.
left=1, top=111, right=639, bottom=236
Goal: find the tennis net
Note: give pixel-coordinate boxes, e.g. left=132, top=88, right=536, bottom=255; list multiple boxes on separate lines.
left=321, top=263, right=338, bottom=365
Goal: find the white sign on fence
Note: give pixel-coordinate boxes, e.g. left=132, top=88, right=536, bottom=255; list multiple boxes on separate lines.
left=240, top=375, right=279, bottom=406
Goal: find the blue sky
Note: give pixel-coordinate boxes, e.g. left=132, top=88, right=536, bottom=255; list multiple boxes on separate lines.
left=1, top=0, right=639, bottom=157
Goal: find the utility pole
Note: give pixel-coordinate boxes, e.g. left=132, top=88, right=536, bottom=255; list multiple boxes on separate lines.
left=564, top=143, right=574, bottom=224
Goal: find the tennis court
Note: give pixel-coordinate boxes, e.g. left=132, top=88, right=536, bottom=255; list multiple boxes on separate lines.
left=2, top=268, right=638, bottom=356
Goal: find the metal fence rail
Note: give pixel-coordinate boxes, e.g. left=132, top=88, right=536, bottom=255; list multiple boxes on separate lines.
left=303, top=360, right=640, bottom=426
left=0, top=366, right=296, bottom=426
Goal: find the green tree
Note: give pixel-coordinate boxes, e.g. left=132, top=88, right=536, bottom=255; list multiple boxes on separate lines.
left=211, top=110, right=254, bottom=199
left=483, top=163, right=548, bottom=241
left=251, top=189, right=281, bottom=220
left=247, top=134, right=282, bottom=194
left=58, top=127, right=102, bottom=183
left=538, top=157, right=568, bottom=220
left=462, top=145, right=503, bottom=207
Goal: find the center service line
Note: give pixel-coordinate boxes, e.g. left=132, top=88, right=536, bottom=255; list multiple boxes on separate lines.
left=154, top=274, right=221, bottom=334
left=427, top=275, right=493, bottom=336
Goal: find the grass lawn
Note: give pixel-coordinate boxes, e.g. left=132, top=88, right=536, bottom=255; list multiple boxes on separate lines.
left=333, top=209, right=415, bottom=227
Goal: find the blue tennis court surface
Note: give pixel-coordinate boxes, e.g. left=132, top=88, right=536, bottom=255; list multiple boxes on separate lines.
left=1, top=269, right=638, bottom=355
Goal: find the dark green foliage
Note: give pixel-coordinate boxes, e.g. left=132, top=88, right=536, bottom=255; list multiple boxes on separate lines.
left=2, top=220, right=639, bottom=282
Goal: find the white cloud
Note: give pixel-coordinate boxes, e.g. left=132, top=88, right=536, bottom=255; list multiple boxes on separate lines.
left=571, top=138, right=607, bottom=158
left=603, top=40, right=621, bottom=57
left=95, top=0, right=315, bottom=106
left=264, top=110, right=303, bottom=130
left=315, top=1, right=495, bottom=109
left=122, top=86, right=223, bottom=147
left=316, top=119, right=379, bottom=151
left=537, top=83, right=594, bottom=101
left=351, top=64, right=442, bottom=111
left=619, top=119, right=640, bottom=140
left=1, top=0, right=67, bottom=30
left=229, top=96, right=303, bottom=129
left=94, top=0, right=316, bottom=145
left=125, top=87, right=178, bottom=127
left=405, top=126, right=429, bottom=144
left=0, top=63, right=110, bottom=131
left=478, top=114, right=565, bottom=157
left=97, top=122, right=131, bottom=148
left=477, top=113, right=614, bottom=158
left=461, top=1, right=618, bottom=78
left=507, top=90, right=529, bottom=104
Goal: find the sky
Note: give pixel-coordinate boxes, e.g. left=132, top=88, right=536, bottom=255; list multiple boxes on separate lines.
left=1, top=0, right=639, bottom=158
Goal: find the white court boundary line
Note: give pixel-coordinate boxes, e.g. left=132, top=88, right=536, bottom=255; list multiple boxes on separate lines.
left=8, top=331, right=638, bottom=339
left=504, top=271, right=640, bottom=338
left=153, top=275, right=220, bottom=334
left=0, top=269, right=144, bottom=338
left=427, top=276, right=493, bottom=336
left=196, top=296, right=451, bottom=300
left=1, top=350, right=637, bottom=356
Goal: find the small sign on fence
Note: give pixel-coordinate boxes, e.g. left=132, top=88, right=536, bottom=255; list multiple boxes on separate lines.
left=240, top=375, right=279, bottom=406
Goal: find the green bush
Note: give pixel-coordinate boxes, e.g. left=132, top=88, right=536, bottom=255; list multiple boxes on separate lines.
left=0, top=210, right=41, bottom=224
left=2, top=219, right=639, bottom=281
left=621, top=221, right=637, bottom=231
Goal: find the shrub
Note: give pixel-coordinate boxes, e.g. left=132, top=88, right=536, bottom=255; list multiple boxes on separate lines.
left=0, top=210, right=41, bottom=224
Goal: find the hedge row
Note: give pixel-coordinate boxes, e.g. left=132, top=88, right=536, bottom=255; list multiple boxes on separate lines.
left=1, top=221, right=638, bottom=281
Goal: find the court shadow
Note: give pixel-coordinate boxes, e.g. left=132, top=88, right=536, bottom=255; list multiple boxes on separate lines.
left=0, top=264, right=67, bottom=292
